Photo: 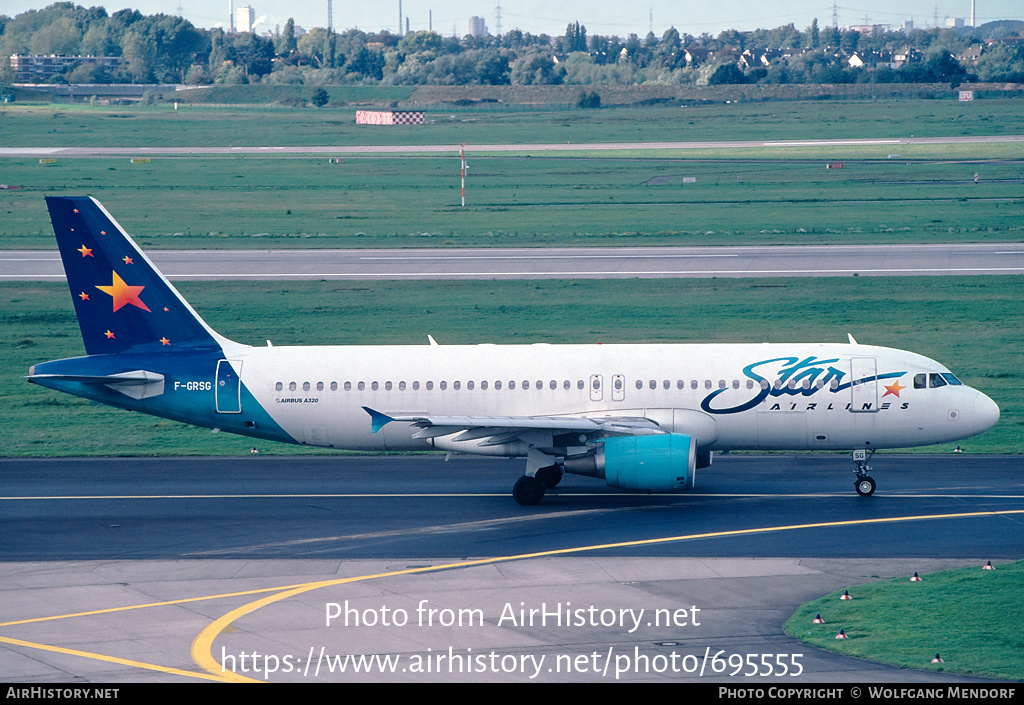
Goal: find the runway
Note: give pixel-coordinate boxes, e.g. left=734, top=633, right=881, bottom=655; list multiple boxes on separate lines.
left=2, top=454, right=1021, bottom=682
left=3, top=134, right=1024, bottom=158
left=4, top=242, right=1024, bottom=281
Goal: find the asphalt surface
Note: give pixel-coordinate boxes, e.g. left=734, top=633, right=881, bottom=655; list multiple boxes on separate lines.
left=1, top=454, right=1021, bottom=683
left=3, top=134, right=1024, bottom=158
left=4, top=243, right=1024, bottom=281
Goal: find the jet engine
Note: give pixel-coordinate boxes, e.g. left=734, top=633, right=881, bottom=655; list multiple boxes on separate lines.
left=562, top=433, right=697, bottom=492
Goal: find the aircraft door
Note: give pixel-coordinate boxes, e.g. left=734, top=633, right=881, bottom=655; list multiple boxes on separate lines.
left=216, top=359, right=242, bottom=413
left=590, top=374, right=603, bottom=402
left=612, top=374, right=625, bottom=401
left=849, top=357, right=878, bottom=413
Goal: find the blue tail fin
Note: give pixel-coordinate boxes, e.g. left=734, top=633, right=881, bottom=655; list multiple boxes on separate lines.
left=46, top=196, right=226, bottom=355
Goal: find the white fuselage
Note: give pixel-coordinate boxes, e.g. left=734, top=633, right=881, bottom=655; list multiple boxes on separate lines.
left=221, top=340, right=998, bottom=454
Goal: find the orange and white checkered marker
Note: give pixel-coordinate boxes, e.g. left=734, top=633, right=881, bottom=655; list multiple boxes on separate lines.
left=910, top=572, right=922, bottom=581
left=840, top=590, right=852, bottom=600
left=931, top=653, right=943, bottom=663
left=983, top=561, right=995, bottom=570
left=835, top=629, right=848, bottom=639
left=813, top=614, right=825, bottom=624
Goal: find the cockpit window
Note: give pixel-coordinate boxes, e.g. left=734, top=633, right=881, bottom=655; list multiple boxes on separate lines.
left=941, top=373, right=963, bottom=386
left=914, top=374, right=927, bottom=389
left=928, top=373, right=947, bottom=388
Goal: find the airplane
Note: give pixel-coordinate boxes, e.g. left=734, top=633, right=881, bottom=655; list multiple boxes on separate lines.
left=28, top=196, right=1000, bottom=505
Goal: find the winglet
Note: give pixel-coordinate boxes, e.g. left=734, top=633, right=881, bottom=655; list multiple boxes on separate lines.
left=362, top=406, right=394, bottom=433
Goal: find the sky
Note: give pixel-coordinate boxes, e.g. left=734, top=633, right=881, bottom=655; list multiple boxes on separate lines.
left=3, top=0, right=1020, bottom=37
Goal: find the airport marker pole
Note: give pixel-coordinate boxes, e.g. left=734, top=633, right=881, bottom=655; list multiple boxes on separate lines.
left=461, top=143, right=466, bottom=207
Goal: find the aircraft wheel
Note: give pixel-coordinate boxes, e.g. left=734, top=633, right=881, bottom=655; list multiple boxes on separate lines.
left=855, top=476, right=876, bottom=497
left=513, top=475, right=546, bottom=506
left=535, top=464, right=563, bottom=488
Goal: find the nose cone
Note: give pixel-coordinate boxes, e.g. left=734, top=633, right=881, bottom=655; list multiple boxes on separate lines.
left=972, top=392, right=1000, bottom=436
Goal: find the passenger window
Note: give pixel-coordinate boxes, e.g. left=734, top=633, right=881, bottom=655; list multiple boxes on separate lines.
left=289, top=382, right=297, bottom=391
left=412, top=381, right=419, bottom=390
left=495, top=381, right=502, bottom=390
left=399, top=381, right=406, bottom=390
left=317, top=381, right=324, bottom=391
left=650, top=380, right=657, bottom=390
left=371, top=382, right=379, bottom=391
left=275, top=382, right=283, bottom=391
left=440, top=381, right=447, bottom=390
left=345, top=381, right=352, bottom=391
left=330, top=382, right=337, bottom=391
left=426, top=381, right=433, bottom=390
left=691, top=380, right=698, bottom=390
left=358, top=381, right=365, bottom=391
left=577, top=380, right=584, bottom=390
left=636, top=379, right=643, bottom=390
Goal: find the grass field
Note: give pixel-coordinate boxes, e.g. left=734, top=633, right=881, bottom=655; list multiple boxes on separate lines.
left=3, top=276, right=1019, bottom=457
left=6, top=99, right=1024, bottom=147
left=1, top=151, right=1022, bottom=249
left=1, top=100, right=1022, bottom=249
left=784, top=560, right=1024, bottom=680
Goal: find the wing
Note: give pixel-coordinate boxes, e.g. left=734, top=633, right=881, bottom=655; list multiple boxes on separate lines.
left=363, top=406, right=663, bottom=447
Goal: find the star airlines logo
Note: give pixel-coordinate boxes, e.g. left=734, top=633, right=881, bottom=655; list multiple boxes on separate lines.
left=96, top=271, right=151, bottom=313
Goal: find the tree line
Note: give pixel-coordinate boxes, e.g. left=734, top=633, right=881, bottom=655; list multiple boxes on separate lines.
left=2, top=2, right=1023, bottom=87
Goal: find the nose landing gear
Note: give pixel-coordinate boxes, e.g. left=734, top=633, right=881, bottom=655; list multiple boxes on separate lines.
left=852, top=448, right=876, bottom=497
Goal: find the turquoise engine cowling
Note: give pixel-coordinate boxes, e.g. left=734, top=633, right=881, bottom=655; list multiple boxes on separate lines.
left=601, top=433, right=696, bottom=492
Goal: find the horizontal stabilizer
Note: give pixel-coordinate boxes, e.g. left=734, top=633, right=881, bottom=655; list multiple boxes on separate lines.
left=28, top=369, right=165, bottom=400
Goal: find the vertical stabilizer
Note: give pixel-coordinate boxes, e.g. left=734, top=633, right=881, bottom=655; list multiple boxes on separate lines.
left=46, top=196, right=228, bottom=355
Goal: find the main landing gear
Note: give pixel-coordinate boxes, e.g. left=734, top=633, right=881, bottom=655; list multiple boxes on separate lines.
left=852, top=449, right=876, bottom=497
left=512, top=464, right=563, bottom=506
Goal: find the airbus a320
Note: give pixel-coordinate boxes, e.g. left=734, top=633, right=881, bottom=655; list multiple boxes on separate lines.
left=28, top=197, right=1000, bottom=504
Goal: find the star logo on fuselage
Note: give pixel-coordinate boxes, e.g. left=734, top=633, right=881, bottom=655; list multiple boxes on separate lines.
left=882, top=380, right=906, bottom=398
